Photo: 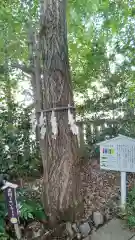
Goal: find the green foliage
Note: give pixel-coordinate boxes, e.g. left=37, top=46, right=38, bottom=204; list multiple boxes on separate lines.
left=17, top=187, right=47, bottom=222
left=0, top=0, right=42, bottom=179
left=20, top=201, right=47, bottom=222
left=0, top=187, right=47, bottom=238
left=125, top=188, right=135, bottom=228
left=1, top=0, right=135, bottom=127
left=85, top=118, right=135, bottom=157
left=0, top=101, right=41, bottom=178
left=0, top=199, right=7, bottom=239
left=18, top=188, right=47, bottom=222
left=0, top=0, right=39, bottom=66
left=0, top=0, right=135, bottom=96
left=0, top=233, right=9, bottom=240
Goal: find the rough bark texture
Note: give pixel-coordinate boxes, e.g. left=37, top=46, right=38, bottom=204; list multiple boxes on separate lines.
left=38, top=0, right=82, bottom=223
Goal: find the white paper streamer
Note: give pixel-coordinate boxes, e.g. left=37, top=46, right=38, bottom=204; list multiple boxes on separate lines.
left=68, top=105, right=78, bottom=135
left=39, top=111, right=46, bottom=140
left=51, top=110, right=58, bottom=139
left=40, top=124, right=46, bottom=139
left=39, top=111, right=44, bottom=127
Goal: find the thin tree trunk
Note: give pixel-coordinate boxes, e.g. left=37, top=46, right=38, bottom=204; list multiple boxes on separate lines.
left=38, top=0, right=82, bottom=223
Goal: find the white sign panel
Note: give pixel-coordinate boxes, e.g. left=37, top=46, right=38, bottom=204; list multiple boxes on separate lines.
left=98, top=135, right=135, bottom=172
left=100, top=144, right=118, bottom=171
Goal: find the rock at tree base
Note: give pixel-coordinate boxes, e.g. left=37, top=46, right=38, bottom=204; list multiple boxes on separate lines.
left=93, top=211, right=104, bottom=227
left=79, top=222, right=91, bottom=237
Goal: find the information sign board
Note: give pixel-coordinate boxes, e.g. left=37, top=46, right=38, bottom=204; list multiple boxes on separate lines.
left=97, top=135, right=135, bottom=210
left=97, top=135, right=135, bottom=172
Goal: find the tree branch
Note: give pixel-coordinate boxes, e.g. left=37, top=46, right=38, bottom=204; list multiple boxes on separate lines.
left=11, top=63, right=34, bottom=75
left=0, top=63, right=34, bottom=75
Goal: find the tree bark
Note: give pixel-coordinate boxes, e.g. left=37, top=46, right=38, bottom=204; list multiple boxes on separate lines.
left=38, top=0, right=82, bottom=223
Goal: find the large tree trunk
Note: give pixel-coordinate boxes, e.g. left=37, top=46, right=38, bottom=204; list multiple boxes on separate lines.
left=38, top=0, right=82, bottom=223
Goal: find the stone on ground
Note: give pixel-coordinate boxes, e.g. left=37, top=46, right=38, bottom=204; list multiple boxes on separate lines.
left=93, top=211, right=104, bottom=227
left=91, top=218, right=135, bottom=240
left=79, top=222, right=91, bottom=238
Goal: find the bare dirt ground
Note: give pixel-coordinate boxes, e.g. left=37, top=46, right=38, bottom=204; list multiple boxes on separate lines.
left=80, top=159, right=120, bottom=219
left=80, top=159, right=135, bottom=219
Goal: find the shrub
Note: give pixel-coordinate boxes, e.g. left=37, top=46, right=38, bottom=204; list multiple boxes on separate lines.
left=0, top=187, right=47, bottom=238
left=125, top=187, right=135, bottom=228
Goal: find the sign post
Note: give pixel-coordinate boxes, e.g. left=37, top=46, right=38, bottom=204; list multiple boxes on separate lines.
left=2, top=182, right=21, bottom=240
left=97, top=134, right=135, bottom=210
left=121, top=172, right=126, bottom=209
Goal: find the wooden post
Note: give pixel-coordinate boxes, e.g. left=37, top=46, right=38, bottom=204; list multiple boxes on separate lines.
left=14, top=224, right=22, bottom=240
left=2, top=182, right=22, bottom=239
